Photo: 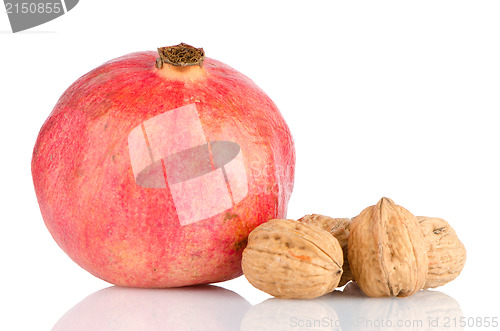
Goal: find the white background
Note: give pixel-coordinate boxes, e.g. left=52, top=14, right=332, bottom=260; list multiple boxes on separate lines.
left=1, top=1, right=500, bottom=330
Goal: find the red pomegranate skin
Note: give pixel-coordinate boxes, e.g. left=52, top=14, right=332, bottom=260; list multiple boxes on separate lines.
left=32, top=51, right=295, bottom=287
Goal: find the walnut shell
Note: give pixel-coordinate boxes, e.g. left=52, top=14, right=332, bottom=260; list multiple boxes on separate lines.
left=348, top=198, right=428, bottom=297
left=417, top=216, right=466, bottom=289
left=298, top=214, right=352, bottom=287
left=242, top=219, right=343, bottom=299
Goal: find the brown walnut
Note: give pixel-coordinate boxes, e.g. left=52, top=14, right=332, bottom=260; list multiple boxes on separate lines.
left=417, top=216, right=466, bottom=289
left=298, top=214, right=352, bottom=287
left=242, top=219, right=343, bottom=299
left=348, top=198, right=428, bottom=297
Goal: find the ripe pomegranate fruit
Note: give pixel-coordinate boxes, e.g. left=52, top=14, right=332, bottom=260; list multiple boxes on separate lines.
left=32, top=43, right=295, bottom=287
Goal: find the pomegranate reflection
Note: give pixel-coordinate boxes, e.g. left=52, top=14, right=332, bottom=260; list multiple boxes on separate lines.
left=53, top=285, right=251, bottom=331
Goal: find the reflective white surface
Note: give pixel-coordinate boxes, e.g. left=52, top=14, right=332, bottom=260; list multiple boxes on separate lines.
left=52, top=283, right=464, bottom=331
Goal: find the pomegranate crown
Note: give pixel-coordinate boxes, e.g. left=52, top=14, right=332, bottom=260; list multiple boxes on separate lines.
left=156, top=43, right=205, bottom=69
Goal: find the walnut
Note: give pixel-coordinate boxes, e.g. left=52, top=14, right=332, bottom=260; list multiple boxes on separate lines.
left=242, top=219, right=343, bottom=299
left=417, top=216, right=466, bottom=289
left=298, top=214, right=352, bottom=286
left=348, top=198, right=428, bottom=297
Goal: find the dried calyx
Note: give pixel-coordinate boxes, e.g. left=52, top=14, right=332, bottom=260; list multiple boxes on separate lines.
left=156, top=43, right=205, bottom=69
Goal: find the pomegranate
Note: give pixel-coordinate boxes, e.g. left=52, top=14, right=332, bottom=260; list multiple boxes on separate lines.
left=32, top=43, right=295, bottom=287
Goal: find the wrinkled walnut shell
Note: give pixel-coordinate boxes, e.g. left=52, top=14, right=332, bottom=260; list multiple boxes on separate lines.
left=417, top=216, right=466, bottom=289
left=348, top=198, right=428, bottom=297
left=242, top=219, right=343, bottom=299
left=298, top=214, right=352, bottom=286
